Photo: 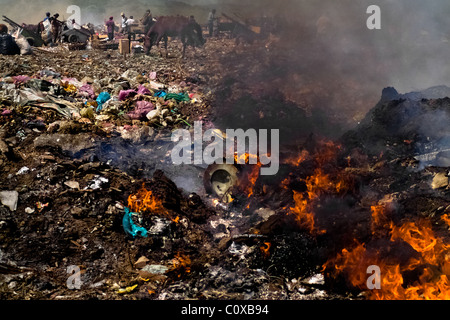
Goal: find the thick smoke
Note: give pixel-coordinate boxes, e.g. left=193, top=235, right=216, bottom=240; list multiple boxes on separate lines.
left=2, top=0, right=450, bottom=133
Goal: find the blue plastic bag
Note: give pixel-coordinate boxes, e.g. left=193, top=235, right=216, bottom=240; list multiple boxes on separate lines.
left=154, top=90, right=167, bottom=98
left=122, top=207, right=148, bottom=238
left=96, top=92, right=111, bottom=112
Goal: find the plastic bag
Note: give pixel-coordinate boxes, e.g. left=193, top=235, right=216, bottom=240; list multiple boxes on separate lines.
left=122, top=207, right=148, bottom=238
left=127, top=100, right=154, bottom=120
left=118, top=89, right=136, bottom=101
left=96, top=91, right=111, bottom=112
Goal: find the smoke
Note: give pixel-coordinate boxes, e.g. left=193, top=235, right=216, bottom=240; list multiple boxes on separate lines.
left=2, top=0, right=450, bottom=135
left=207, top=0, right=450, bottom=142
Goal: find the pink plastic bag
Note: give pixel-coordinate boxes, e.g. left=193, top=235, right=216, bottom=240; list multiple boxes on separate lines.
left=127, top=100, right=155, bottom=120
left=118, top=89, right=137, bottom=101
left=137, top=85, right=151, bottom=95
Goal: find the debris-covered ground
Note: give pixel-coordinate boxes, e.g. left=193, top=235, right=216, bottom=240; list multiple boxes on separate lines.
left=1, top=32, right=450, bottom=301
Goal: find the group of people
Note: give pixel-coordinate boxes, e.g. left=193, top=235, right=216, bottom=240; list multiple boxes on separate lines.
left=43, top=12, right=63, bottom=46
left=105, top=8, right=219, bottom=42
left=105, top=9, right=154, bottom=41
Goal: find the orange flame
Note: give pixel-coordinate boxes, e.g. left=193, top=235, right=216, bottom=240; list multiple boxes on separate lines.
left=245, top=162, right=262, bottom=198
left=171, top=216, right=180, bottom=223
left=234, top=152, right=259, bottom=165
left=283, top=149, right=309, bottom=167
left=289, top=168, right=349, bottom=234
left=260, top=242, right=271, bottom=258
left=232, top=152, right=262, bottom=199
left=390, top=220, right=450, bottom=268
left=170, top=252, right=191, bottom=278
left=286, top=141, right=351, bottom=234
left=282, top=140, right=450, bottom=300
left=441, top=214, right=450, bottom=228
left=324, top=241, right=369, bottom=289
left=127, top=184, right=164, bottom=214
left=324, top=215, right=450, bottom=300
left=370, top=204, right=390, bottom=234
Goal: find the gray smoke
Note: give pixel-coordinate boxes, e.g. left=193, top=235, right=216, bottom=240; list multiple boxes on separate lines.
left=2, top=0, right=450, bottom=128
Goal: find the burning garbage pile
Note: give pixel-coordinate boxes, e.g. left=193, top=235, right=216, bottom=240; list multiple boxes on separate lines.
left=0, top=22, right=450, bottom=300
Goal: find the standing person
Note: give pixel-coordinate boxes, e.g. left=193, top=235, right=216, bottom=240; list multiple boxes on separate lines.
left=126, top=15, right=136, bottom=40
left=125, top=15, right=136, bottom=52
left=208, top=9, right=216, bottom=37
left=51, top=13, right=62, bottom=45
left=120, top=12, right=128, bottom=33
left=105, top=16, right=115, bottom=40
left=43, top=12, right=51, bottom=22
left=42, top=12, right=53, bottom=46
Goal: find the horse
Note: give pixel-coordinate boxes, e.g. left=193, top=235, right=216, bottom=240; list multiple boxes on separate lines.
left=144, top=15, right=205, bottom=58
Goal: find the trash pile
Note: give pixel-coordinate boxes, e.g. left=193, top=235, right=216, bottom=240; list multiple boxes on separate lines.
left=0, top=45, right=218, bottom=299
left=0, top=56, right=204, bottom=129
left=1, top=35, right=450, bottom=302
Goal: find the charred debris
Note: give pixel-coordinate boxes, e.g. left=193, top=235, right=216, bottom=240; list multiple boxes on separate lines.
left=0, top=18, right=450, bottom=301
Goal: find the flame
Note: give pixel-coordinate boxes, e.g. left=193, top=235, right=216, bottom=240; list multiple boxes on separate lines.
left=390, top=220, right=450, bottom=268
left=127, top=184, right=163, bottom=214
left=279, top=139, right=450, bottom=300
left=324, top=242, right=369, bottom=289
left=234, top=152, right=259, bottom=165
left=260, top=242, right=271, bottom=258
left=285, top=141, right=351, bottom=234
left=232, top=152, right=262, bottom=199
left=315, top=140, right=341, bottom=166
left=369, top=261, right=450, bottom=300
left=324, top=214, right=450, bottom=300
left=245, top=162, right=262, bottom=198
left=289, top=169, right=348, bottom=234
left=441, top=214, right=450, bottom=228
left=370, top=204, right=390, bottom=234
left=170, top=252, right=191, bottom=278
left=284, top=149, right=309, bottom=167
left=281, top=177, right=290, bottom=189
left=171, top=216, right=180, bottom=223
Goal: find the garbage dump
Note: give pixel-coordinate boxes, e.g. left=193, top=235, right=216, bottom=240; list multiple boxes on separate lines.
left=1, top=0, right=450, bottom=310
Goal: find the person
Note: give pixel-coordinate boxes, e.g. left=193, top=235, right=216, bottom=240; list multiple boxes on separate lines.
left=120, top=12, right=127, bottom=33
left=141, top=9, right=153, bottom=34
left=126, top=15, right=136, bottom=41
left=42, top=12, right=53, bottom=45
left=127, top=15, right=135, bottom=27
left=0, top=24, right=20, bottom=55
left=208, top=9, right=216, bottom=37
left=44, top=12, right=51, bottom=22
left=105, top=16, right=115, bottom=40
left=70, top=19, right=81, bottom=30
left=51, top=13, right=62, bottom=45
